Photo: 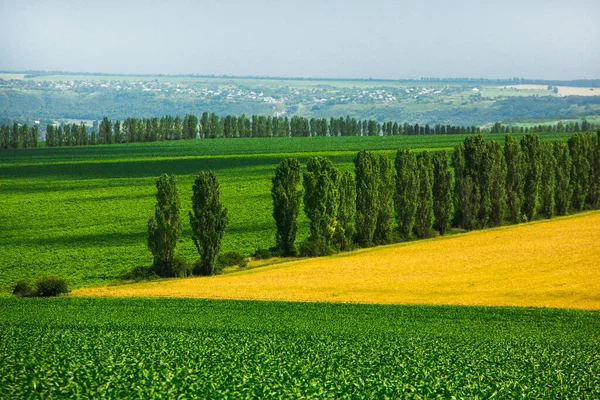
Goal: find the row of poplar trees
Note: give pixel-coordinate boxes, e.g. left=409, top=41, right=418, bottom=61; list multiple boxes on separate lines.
left=39, top=114, right=479, bottom=148
left=271, top=131, right=600, bottom=257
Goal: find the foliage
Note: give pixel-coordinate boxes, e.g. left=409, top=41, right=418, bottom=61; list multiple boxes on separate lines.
left=122, top=265, right=159, bottom=282
left=520, top=133, right=542, bottom=221
left=12, top=281, right=33, bottom=297
left=147, top=174, right=182, bottom=269
left=568, top=133, right=590, bottom=212
left=253, top=248, right=274, bottom=260
left=487, top=140, right=507, bottom=227
left=553, top=140, right=572, bottom=215
left=271, top=158, right=302, bottom=256
left=217, top=252, right=247, bottom=268
left=354, top=150, right=379, bottom=247
left=504, top=134, right=525, bottom=223
left=539, top=142, right=557, bottom=218
left=1, top=298, right=599, bottom=398
left=334, top=171, right=356, bottom=251
left=394, top=149, right=417, bottom=241
left=302, top=157, right=340, bottom=256
left=432, top=151, right=453, bottom=235
left=373, top=154, right=395, bottom=245
left=189, top=171, right=228, bottom=275
left=33, top=276, right=69, bottom=297
left=414, top=152, right=434, bottom=238
left=463, top=135, right=487, bottom=229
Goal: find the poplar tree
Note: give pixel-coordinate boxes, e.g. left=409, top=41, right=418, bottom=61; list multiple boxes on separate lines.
left=334, top=171, right=356, bottom=251
left=394, top=149, right=417, bottom=240
left=432, top=150, right=453, bottom=235
left=183, top=114, right=199, bottom=139
left=553, top=140, right=572, bottom=215
left=539, top=142, right=556, bottom=218
left=190, top=171, right=228, bottom=275
left=354, top=150, right=379, bottom=247
left=374, top=154, right=395, bottom=245
left=452, top=144, right=467, bottom=228
left=148, top=174, right=182, bottom=275
left=487, top=140, right=507, bottom=227
left=415, top=151, right=434, bottom=238
left=587, top=132, right=600, bottom=208
left=463, top=135, right=486, bottom=229
left=303, top=157, right=340, bottom=255
left=504, top=134, right=525, bottom=223
left=520, top=134, right=542, bottom=221
left=271, top=158, right=303, bottom=256
left=99, top=117, right=112, bottom=144
left=568, top=133, right=590, bottom=212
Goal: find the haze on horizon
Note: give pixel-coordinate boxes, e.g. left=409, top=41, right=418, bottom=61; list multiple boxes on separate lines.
left=1, top=0, right=598, bottom=80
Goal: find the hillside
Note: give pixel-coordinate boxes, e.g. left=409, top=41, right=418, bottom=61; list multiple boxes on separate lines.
left=76, top=211, right=600, bottom=310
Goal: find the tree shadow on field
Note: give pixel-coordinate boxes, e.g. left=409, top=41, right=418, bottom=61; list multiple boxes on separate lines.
left=1, top=153, right=356, bottom=181
left=4, top=231, right=147, bottom=248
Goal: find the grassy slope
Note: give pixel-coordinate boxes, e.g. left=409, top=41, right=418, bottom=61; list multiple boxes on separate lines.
left=77, top=211, right=600, bottom=310
left=0, top=133, right=568, bottom=291
left=1, top=297, right=598, bottom=397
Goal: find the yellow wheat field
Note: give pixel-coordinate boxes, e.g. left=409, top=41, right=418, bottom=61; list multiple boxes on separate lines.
left=76, top=211, right=600, bottom=309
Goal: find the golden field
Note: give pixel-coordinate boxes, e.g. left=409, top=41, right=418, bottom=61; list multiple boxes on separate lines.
left=76, top=211, right=600, bottom=310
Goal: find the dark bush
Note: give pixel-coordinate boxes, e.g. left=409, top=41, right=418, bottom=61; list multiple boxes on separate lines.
left=299, top=240, right=333, bottom=257
left=217, top=251, right=246, bottom=267
left=253, top=248, right=273, bottom=260
left=12, top=280, right=33, bottom=297
left=34, top=276, right=69, bottom=297
left=169, top=257, right=193, bottom=278
left=123, top=265, right=159, bottom=281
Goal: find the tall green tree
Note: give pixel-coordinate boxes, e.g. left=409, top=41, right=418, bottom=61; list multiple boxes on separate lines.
left=189, top=171, right=228, bottom=275
left=334, top=171, right=356, bottom=251
left=463, top=135, right=487, bottom=229
left=432, top=150, right=453, bottom=235
left=99, top=117, right=112, bottom=144
left=586, top=132, right=600, bottom=208
left=504, top=134, right=525, bottom=223
left=415, top=151, right=434, bottom=238
left=303, top=157, right=340, bottom=255
left=183, top=114, right=198, bottom=140
left=452, top=144, right=467, bottom=228
left=394, top=149, right=418, bottom=240
left=271, top=158, right=303, bottom=256
left=520, top=134, right=542, bottom=221
left=487, top=140, right=507, bottom=227
left=568, top=133, right=590, bottom=212
left=374, top=154, right=395, bottom=245
left=539, top=142, right=556, bottom=219
left=148, top=174, right=182, bottom=275
left=354, top=150, right=379, bottom=247
left=553, top=140, right=572, bottom=216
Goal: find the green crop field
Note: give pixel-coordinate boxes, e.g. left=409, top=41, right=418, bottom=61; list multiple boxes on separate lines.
left=1, top=297, right=598, bottom=398
left=0, top=133, right=571, bottom=291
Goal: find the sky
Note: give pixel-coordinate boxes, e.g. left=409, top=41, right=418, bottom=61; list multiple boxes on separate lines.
left=0, top=0, right=599, bottom=80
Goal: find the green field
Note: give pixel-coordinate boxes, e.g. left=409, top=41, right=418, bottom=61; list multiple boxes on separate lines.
left=1, top=297, right=598, bottom=398
left=0, top=134, right=572, bottom=291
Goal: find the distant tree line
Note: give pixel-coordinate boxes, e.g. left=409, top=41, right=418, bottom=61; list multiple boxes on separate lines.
left=0, top=123, right=38, bottom=149
left=2, top=113, right=598, bottom=150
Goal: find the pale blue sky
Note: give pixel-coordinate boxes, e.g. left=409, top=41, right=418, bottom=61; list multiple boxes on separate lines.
left=1, top=0, right=598, bottom=79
